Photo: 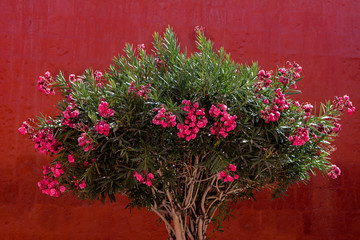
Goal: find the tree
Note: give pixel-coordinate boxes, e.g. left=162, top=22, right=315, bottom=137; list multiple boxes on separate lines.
left=19, top=27, right=354, bottom=240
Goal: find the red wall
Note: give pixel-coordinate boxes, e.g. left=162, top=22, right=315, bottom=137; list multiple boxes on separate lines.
left=2, top=0, right=360, bottom=239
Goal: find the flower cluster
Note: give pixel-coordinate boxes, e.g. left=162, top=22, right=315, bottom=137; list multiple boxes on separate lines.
left=67, top=93, right=76, bottom=103
left=138, top=43, right=145, bottom=50
left=94, top=71, right=104, bottom=88
left=152, top=106, right=177, bottom=128
left=274, top=88, right=290, bottom=111
left=177, top=100, right=208, bottom=141
left=331, top=123, right=341, bottom=134
left=38, top=164, right=66, bottom=197
left=68, top=74, right=83, bottom=90
left=71, top=176, right=87, bottom=189
left=302, top=103, right=313, bottom=112
left=129, top=81, right=152, bottom=100
left=98, top=100, right=114, bottom=118
left=62, top=104, right=79, bottom=128
left=261, top=107, right=280, bottom=123
left=133, top=171, right=154, bottom=186
left=328, top=164, right=341, bottom=179
left=94, top=70, right=103, bottom=80
left=68, top=154, right=75, bottom=163
left=209, top=104, right=237, bottom=138
left=332, top=95, right=356, bottom=116
left=95, top=121, right=110, bottom=136
left=18, top=121, right=31, bottom=135
left=78, top=133, right=94, bottom=152
left=37, top=71, right=55, bottom=95
left=261, top=88, right=289, bottom=123
left=218, top=164, right=239, bottom=182
left=32, top=128, right=62, bottom=155
left=51, top=161, right=65, bottom=178
left=69, top=74, right=76, bottom=83
left=288, top=127, right=309, bottom=146
left=194, top=25, right=205, bottom=33
left=302, top=103, right=313, bottom=122
left=277, top=61, right=302, bottom=88
left=254, top=70, right=272, bottom=93
left=38, top=176, right=66, bottom=197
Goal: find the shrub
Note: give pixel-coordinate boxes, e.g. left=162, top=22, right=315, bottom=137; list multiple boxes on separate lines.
left=19, top=27, right=355, bottom=240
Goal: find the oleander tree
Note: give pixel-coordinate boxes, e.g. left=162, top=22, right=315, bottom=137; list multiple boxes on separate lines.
left=19, top=27, right=355, bottom=240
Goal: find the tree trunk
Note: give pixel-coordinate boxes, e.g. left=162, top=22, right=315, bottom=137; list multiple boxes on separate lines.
left=172, top=209, right=185, bottom=240
left=150, top=167, right=228, bottom=239
left=158, top=209, right=209, bottom=240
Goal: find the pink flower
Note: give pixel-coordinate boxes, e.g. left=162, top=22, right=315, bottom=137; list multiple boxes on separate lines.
left=261, top=89, right=289, bottom=123
left=79, top=180, right=86, bottom=189
left=18, top=121, right=30, bottom=135
left=153, top=106, right=177, bottom=128
left=278, top=68, right=286, bottom=74
left=228, top=164, right=236, bottom=172
left=128, top=81, right=152, bottom=100
left=51, top=162, right=64, bottom=178
left=59, top=186, right=66, bottom=193
left=38, top=173, right=65, bottom=198
left=145, top=180, right=152, bottom=186
left=218, top=170, right=227, bottom=179
left=68, top=154, right=75, bottom=163
left=32, top=128, right=62, bottom=155
left=98, top=100, right=114, bottom=118
left=177, top=100, right=207, bottom=141
left=348, top=107, right=355, bottom=116
left=69, top=74, right=76, bottom=82
left=49, top=188, right=57, bottom=197
left=218, top=164, right=239, bottom=182
left=94, top=71, right=103, bottom=80
left=18, top=126, right=26, bottom=134
left=224, top=175, right=234, bottom=182
left=302, top=103, right=313, bottom=112
left=44, top=71, right=51, bottom=78
left=254, top=69, right=273, bottom=92
left=333, top=95, right=355, bottom=116
left=194, top=26, right=205, bottom=33
left=288, top=127, right=309, bottom=146
left=133, top=171, right=144, bottom=182
left=78, top=133, right=94, bottom=152
left=62, top=104, right=79, bottom=128
left=95, top=121, right=110, bottom=136
left=37, top=72, right=55, bottom=95
left=209, top=104, right=237, bottom=138
left=328, top=165, right=341, bottom=179
left=42, top=166, right=51, bottom=175
left=133, top=171, right=154, bottom=187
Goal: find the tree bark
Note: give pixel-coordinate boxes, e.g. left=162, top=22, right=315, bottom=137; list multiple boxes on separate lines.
left=172, top=209, right=185, bottom=240
left=150, top=166, right=227, bottom=239
left=151, top=207, right=210, bottom=239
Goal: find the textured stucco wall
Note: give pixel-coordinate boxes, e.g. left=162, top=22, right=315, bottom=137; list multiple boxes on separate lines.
left=1, top=0, right=360, bottom=239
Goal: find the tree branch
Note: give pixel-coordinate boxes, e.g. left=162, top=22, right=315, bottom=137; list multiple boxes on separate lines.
left=201, top=176, right=216, bottom=215
left=151, top=207, right=175, bottom=234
